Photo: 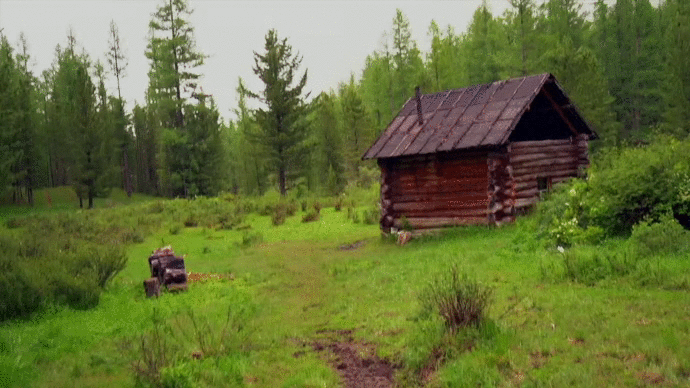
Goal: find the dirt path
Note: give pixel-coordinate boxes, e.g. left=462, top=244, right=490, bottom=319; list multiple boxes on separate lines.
left=310, top=330, right=397, bottom=388
left=247, top=238, right=400, bottom=387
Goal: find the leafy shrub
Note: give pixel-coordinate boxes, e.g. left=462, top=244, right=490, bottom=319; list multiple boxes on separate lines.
left=302, top=210, right=320, bottom=223
left=629, top=215, right=690, bottom=258
left=241, top=231, right=263, bottom=247
left=536, top=136, right=690, bottom=242
left=362, top=203, right=379, bottom=225
left=271, top=206, right=287, bottom=226
left=160, top=363, right=194, bottom=388
left=535, top=179, right=604, bottom=246
left=334, top=195, right=344, bottom=211
left=419, top=265, right=493, bottom=331
left=561, top=249, right=637, bottom=285
left=587, top=136, right=690, bottom=235
left=169, top=224, right=183, bottom=235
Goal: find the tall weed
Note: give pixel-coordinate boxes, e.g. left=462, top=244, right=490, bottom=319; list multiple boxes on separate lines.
left=419, top=265, right=493, bottom=331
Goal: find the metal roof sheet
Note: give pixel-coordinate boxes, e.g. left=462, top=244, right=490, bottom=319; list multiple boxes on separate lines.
left=363, top=73, right=596, bottom=160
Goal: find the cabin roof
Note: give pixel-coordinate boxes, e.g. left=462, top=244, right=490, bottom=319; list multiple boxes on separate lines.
left=362, top=73, right=596, bottom=160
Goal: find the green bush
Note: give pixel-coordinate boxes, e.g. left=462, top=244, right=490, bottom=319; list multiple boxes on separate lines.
left=587, top=136, right=690, bottom=235
left=241, top=231, right=263, bottom=247
left=362, top=203, right=379, bottom=225
left=536, top=136, right=690, bottom=242
left=629, top=215, right=690, bottom=258
left=561, top=249, right=637, bottom=285
left=419, top=265, right=493, bottom=331
left=302, top=211, right=319, bottom=223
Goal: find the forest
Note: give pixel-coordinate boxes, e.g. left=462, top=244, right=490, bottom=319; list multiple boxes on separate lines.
left=1, top=0, right=689, bottom=205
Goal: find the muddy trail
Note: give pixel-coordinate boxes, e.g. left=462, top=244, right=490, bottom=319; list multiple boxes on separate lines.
left=308, top=329, right=398, bottom=388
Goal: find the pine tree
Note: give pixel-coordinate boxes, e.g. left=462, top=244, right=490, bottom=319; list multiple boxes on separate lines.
left=244, top=29, right=310, bottom=197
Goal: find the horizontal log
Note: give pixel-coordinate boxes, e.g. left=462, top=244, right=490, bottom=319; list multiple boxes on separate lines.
left=395, top=208, right=488, bottom=218
left=511, top=156, right=580, bottom=170
left=389, top=184, right=489, bottom=197
left=392, top=200, right=487, bottom=212
left=514, top=171, right=578, bottom=185
left=393, top=216, right=489, bottom=229
left=515, top=197, right=539, bottom=208
left=513, top=164, right=578, bottom=177
left=515, top=188, right=540, bottom=199
left=509, top=151, right=580, bottom=164
left=510, top=139, right=575, bottom=148
left=393, top=174, right=487, bottom=185
left=391, top=198, right=489, bottom=212
left=509, top=144, right=579, bottom=156
left=515, top=180, right=537, bottom=191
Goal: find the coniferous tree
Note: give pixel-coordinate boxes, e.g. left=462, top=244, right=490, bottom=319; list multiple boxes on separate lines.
left=244, top=29, right=310, bottom=197
left=312, top=91, right=345, bottom=194
left=503, top=0, right=539, bottom=77
left=660, top=0, right=690, bottom=136
left=464, top=3, right=504, bottom=84
left=228, top=78, right=268, bottom=195
left=106, top=20, right=133, bottom=196
left=49, top=36, right=112, bottom=208
left=426, top=21, right=464, bottom=92
left=0, top=35, right=21, bottom=199
left=146, top=0, right=208, bottom=197
left=339, top=76, right=371, bottom=182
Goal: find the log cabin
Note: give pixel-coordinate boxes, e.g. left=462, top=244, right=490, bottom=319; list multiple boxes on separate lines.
left=362, top=73, right=597, bottom=232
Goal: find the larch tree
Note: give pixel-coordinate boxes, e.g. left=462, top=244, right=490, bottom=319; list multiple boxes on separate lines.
left=313, top=91, right=345, bottom=194
left=244, top=29, right=310, bottom=197
left=0, top=34, right=21, bottom=199
left=50, top=37, right=111, bottom=208
left=464, top=3, right=504, bottom=85
left=232, top=77, right=268, bottom=195
left=106, top=20, right=133, bottom=196
left=339, top=76, right=371, bottom=182
left=503, top=0, right=539, bottom=77
left=145, top=0, right=211, bottom=197
left=146, top=0, right=205, bottom=129
left=660, top=0, right=690, bottom=136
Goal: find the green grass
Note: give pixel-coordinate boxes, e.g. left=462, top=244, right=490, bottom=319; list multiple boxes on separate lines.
left=2, top=199, right=690, bottom=387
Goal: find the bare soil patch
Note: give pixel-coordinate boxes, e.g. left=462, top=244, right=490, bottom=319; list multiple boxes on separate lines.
left=309, top=329, right=397, bottom=388
left=338, top=240, right=366, bottom=251
left=186, top=272, right=233, bottom=283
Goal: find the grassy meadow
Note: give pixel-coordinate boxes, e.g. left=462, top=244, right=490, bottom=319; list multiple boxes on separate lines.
left=1, top=186, right=690, bottom=387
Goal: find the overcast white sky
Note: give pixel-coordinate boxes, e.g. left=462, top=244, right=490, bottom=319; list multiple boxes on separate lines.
left=0, top=0, right=518, bottom=122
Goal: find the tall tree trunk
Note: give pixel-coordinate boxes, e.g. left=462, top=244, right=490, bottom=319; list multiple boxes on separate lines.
left=279, top=167, right=287, bottom=197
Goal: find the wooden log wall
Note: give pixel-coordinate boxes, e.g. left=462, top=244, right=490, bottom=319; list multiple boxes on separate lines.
left=509, top=136, right=589, bottom=210
left=379, top=151, right=490, bottom=231
left=488, top=149, right=516, bottom=226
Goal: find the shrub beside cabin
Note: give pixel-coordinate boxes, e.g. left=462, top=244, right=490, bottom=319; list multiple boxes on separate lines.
left=362, top=73, right=597, bottom=233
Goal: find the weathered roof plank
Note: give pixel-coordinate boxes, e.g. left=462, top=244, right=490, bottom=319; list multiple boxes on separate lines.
left=363, top=73, right=595, bottom=160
